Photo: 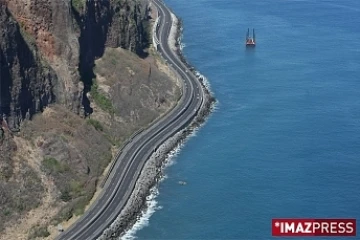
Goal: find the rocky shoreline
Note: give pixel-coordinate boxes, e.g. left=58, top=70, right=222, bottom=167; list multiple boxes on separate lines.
left=98, top=9, right=216, bottom=240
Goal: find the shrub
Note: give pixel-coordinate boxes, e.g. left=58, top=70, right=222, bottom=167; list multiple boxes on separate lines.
left=87, top=119, right=104, bottom=131
left=42, top=157, right=70, bottom=174
left=60, top=189, right=72, bottom=202
left=52, top=206, right=73, bottom=224
left=90, top=81, right=115, bottom=114
left=73, top=197, right=88, bottom=216
left=60, top=180, right=84, bottom=202
left=28, top=225, right=50, bottom=239
left=70, top=180, right=84, bottom=197
left=3, top=208, right=11, bottom=216
left=71, top=0, right=86, bottom=13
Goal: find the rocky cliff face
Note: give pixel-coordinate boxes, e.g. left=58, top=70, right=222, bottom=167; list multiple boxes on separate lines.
left=0, top=0, right=150, bottom=127
left=1, top=0, right=82, bottom=124
left=0, top=0, right=161, bottom=237
left=0, top=3, right=57, bottom=131
left=73, top=0, right=150, bottom=114
left=105, top=0, right=150, bottom=53
left=0, top=0, right=180, bottom=238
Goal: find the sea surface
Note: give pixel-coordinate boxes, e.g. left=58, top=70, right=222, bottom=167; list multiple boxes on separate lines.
left=126, top=0, right=360, bottom=239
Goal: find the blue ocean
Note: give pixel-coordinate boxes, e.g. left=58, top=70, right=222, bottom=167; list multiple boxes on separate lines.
left=129, top=0, right=360, bottom=239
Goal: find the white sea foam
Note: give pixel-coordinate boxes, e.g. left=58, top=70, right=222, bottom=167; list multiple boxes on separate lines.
left=195, top=71, right=213, bottom=93
left=120, top=6, right=217, bottom=240
left=120, top=187, right=161, bottom=240
left=119, top=105, right=215, bottom=240
left=179, top=42, right=185, bottom=51
left=119, top=106, right=216, bottom=239
left=161, top=144, right=181, bottom=169
left=119, top=141, right=187, bottom=240
left=211, top=102, right=220, bottom=112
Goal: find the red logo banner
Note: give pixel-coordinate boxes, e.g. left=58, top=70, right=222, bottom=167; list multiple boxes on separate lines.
left=272, top=218, right=356, bottom=237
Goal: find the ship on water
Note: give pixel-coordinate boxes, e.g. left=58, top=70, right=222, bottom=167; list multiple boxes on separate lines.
left=246, top=28, right=256, bottom=47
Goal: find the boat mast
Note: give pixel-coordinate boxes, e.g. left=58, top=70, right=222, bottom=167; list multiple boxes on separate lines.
left=253, top=28, right=256, bottom=42
left=246, top=28, right=250, bottom=40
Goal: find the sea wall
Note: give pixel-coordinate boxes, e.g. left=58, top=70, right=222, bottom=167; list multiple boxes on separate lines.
left=97, top=8, right=216, bottom=240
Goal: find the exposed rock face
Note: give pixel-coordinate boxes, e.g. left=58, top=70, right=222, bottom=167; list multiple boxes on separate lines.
left=0, top=3, right=57, bottom=131
left=0, top=0, right=177, bottom=238
left=106, top=0, right=150, bottom=54
left=0, top=0, right=150, bottom=125
left=3, top=0, right=84, bottom=119
left=73, top=0, right=150, bottom=114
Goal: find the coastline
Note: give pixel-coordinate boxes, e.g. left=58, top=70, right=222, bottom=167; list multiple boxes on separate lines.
left=97, top=4, right=216, bottom=240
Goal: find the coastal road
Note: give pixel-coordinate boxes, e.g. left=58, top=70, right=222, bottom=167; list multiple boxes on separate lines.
left=57, top=0, right=204, bottom=239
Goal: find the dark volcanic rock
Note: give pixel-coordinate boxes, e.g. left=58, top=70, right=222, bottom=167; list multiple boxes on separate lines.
left=0, top=3, right=57, bottom=131
left=106, top=0, right=150, bottom=55
left=0, top=0, right=160, bottom=236
left=1, top=0, right=151, bottom=123
left=72, top=0, right=151, bottom=115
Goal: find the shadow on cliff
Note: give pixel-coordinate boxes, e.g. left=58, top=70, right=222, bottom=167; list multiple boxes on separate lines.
left=71, top=0, right=151, bottom=116
left=71, top=1, right=112, bottom=116
left=0, top=7, right=55, bottom=130
left=137, top=18, right=151, bottom=59
left=0, top=48, right=11, bottom=117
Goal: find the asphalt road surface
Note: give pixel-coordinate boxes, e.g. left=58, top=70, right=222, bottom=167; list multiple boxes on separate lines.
left=57, top=0, right=204, bottom=239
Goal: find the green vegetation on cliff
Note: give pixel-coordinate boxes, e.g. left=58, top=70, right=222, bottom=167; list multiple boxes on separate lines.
left=90, top=81, right=115, bottom=114
left=0, top=0, right=179, bottom=237
left=42, top=157, right=70, bottom=174
left=87, top=119, right=104, bottom=131
left=28, top=225, right=50, bottom=239
left=71, top=0, right=86, bottom=13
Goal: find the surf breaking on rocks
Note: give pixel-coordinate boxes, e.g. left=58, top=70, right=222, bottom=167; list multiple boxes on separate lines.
left=97, top=2, right=217, bottom=240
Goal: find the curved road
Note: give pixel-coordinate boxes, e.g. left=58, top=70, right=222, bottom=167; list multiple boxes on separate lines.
left=57, top=0, right=204, bottom=239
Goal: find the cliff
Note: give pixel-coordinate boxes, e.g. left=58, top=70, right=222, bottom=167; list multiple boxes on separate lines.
left=72, top=0, right=151, bottom=114
left=0, top=0, right=179, bottom=239
left=0, top=3, right=57, bottom=131
left=1, top=0, right=151, bottom=126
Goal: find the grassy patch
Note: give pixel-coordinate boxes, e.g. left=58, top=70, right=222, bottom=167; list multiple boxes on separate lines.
left=72, top=196, right=89, bottom=216
left=41, top=157, right=70, bottom=175
left=90, top=81, right=115, bottom=114
left=3, top=208, right=11, bottom=216
left=52, top=180, right=97, bottom=223
left=87, top=119, right=104, bottom=131
left=60, top=134, right=69, bottom=142
left=59, top=179, right=84, bottom=202
left=72, top=178, right=97, bottom=217
left=60, top=188, right=72, bottom=202
left=56, top=195, right=91, bottom=220
left=52, top=206, right=73, bottom=225
left=28, top=225, right=50, bottom=239
left=0, top=164, right=13, bottom=181
left=69, top=180, right=84, bottom=197
left=71, top=0, right=86, bottom=13
left=98, top=151, right=113, bottom=175
left=0, top=162, right=44, bottom=230
left=105, top=134, right=121, bottom=146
